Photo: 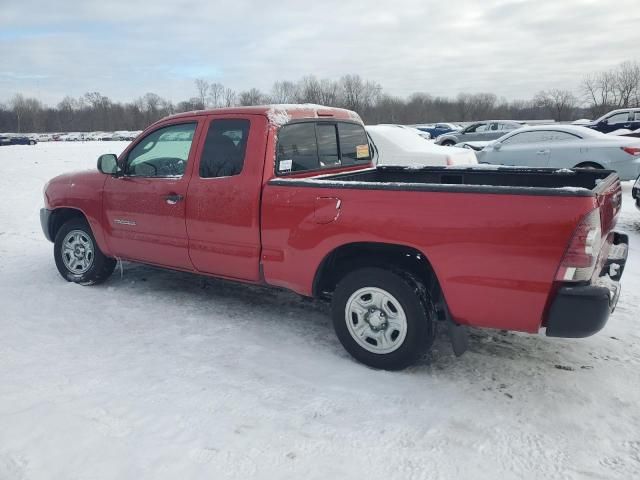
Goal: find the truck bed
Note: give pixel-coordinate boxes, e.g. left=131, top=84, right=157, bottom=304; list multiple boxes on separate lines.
left=271, top=166, right=618, bottom=197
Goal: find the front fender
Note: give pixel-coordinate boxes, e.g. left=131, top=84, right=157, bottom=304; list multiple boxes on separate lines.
left=43, top=170, right=111, bottom=255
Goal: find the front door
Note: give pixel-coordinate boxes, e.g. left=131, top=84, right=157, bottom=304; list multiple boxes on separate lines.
left=494, top=131, right=552, bottom=167
left=600, top=111, right=630, bottom=133
left=462, top=122, right=490, bottom=142
left=103, top=120, right=202, bottom=270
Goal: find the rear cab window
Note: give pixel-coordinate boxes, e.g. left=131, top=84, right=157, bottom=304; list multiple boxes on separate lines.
left=276, top=121, right=371, bottom=175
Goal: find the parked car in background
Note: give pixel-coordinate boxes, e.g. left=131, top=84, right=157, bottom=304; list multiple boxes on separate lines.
left=96, top=132, right=115, bottom=141
left=63, top=133, right=86, bottom=141
left=435, top=120, right=523, bottom=146
left=36, top=133, right=54, bottom=142
left=366, top=125, right=477, bottom=166
left=584, top=108, right=640, bottom=134
left=376, top=124, right=431, bottom=140
left=414, top=123, right=461, bottom=138
left=477, top=125, right=640, bottom=180
left=0, top=134, right=37, bottom=146
left=110, top=131, right=139, bottom=141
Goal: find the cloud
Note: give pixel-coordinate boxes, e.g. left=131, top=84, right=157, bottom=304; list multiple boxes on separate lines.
left=1, top=0, right=638, bottom=105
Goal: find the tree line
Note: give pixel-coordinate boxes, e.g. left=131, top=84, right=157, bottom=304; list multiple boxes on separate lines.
left=1, top=61, right=638, bottom=133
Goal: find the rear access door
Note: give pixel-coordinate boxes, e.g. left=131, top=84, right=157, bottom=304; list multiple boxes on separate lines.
left=185, top=114, right=268, bottom=281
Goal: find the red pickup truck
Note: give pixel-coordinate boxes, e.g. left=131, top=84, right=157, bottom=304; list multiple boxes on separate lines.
left=41, top=105, right=629, bottom=369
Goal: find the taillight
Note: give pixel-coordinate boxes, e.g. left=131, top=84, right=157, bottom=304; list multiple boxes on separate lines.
left=556, top=208, right=602, bottom=282
left=622, top=146, right=640, bottom=156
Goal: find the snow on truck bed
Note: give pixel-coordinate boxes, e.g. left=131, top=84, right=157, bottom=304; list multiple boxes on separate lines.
left=1, top=142, right=640, bottom=480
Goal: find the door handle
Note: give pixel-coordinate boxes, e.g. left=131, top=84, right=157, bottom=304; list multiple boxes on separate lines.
left=164, top=193, right=184, bottom=205
left=623, top=124, right=631, bottom=128
left=536, top=150, right=548, bottom=154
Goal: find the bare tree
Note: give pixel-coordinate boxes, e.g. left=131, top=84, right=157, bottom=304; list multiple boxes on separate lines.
left=340, top=74, right=382, bottom=113
left=296, top=76, right=323, bottom=104
left=579, top=62, right=639, bottom=117
left=208, top=82, right=225, bottom=108
left=194, top=79, right=209, bottom=108
left=318, top=79, right=340, bottom=106
left=534, top=89, right=577, bottom=121
left=271, top=80, right=298, bottom=103
left=223, top=88, right=237, bottom=107
left=238, top=88, right=265, bottom=106
left=9, top=94, right=27, bottom=132
left=614, top=61, right=640, bottom=108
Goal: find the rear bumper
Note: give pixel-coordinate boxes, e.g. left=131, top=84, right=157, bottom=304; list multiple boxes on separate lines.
left=40, top=208, right=54, bottom=242
left=611, top=158, right=640, bottom=181
left=546, top=231, right=628, bottom=338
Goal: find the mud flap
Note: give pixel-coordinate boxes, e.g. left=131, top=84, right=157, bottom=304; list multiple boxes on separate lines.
left=447, top=319, right=469, bottom=356
left=441, top=301, right=468, bottom=356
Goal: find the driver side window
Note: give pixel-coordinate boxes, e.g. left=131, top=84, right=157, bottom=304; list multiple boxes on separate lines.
left=126, top=122, right=197, bottom=177
left=606, top=112, right=629, bottom=125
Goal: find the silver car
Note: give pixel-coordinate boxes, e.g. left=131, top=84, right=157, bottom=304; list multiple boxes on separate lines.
left=478, top=125, right=640, bottom=181
left=435, top=120, right=523, bottom=146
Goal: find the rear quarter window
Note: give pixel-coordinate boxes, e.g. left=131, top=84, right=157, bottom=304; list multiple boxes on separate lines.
left=276, top=121, right=371, bottom=175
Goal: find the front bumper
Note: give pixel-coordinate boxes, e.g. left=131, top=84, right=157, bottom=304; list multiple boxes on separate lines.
left=40, top=208, right=54, bottom=242
left=546, top=231, right=628, bottom=338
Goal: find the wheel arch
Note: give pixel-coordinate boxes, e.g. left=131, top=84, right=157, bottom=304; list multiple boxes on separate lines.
left=313, top=242, right=443, bottom=301
left=574, top=161, right=604, bottom=169
left=48, top=207, right=111, bottom=255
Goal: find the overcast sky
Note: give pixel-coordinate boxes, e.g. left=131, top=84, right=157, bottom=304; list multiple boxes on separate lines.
left=1, top=0, right=638, bottom=105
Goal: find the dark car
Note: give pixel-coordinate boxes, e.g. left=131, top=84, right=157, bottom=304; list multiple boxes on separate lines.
left=0, top=135, right=37, bottom=146
left=414, top=123, right=460, bottom=138
left=585, top=108, right=640, bottom=134
left=633, top=174, right=640, bottom=210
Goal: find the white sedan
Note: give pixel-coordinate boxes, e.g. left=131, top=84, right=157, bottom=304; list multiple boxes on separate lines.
left=477, top=125, right=640, bottom=180
left=366, top=125, right=477, bottom=167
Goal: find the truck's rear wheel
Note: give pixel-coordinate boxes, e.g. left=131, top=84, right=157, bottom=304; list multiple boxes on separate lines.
left=331, top=268, right=435, bottom=370
left=54, top=218, right=116, bottom=285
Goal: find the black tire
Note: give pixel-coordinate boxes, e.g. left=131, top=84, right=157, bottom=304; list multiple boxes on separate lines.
left=29, top=140, right=36, bottom=145
left=574, top=162, right=603, bottom=169
left=54, top=218, right=116, bottom=285
left=440, top=140, right=456, bottom=147
left=331, top=267, right=436, bottom=370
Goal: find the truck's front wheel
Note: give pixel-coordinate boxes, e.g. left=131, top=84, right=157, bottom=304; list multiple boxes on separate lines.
left=331, top=268, right=435, bottom=370
left=54, top=218, right=116, bottom=285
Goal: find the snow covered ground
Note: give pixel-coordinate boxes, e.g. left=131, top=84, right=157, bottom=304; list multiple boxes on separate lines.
left=0, top=141, right=639, bottom=480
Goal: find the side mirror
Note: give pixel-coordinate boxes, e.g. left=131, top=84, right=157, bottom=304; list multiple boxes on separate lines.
left=493, top=142, right=502, bottom=151
left=97, top=153, right=121, bottom=175
left=599, top=119, right=608, bottom=125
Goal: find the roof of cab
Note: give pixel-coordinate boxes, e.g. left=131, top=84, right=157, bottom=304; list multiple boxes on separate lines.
left=155, top=104, right=362, bottom=127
